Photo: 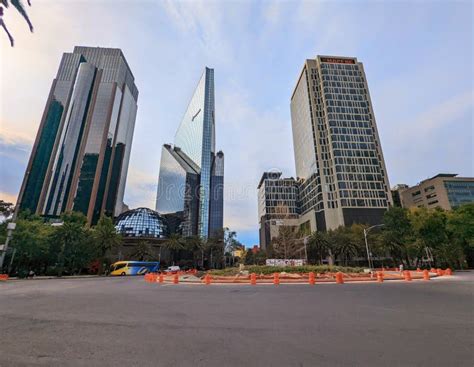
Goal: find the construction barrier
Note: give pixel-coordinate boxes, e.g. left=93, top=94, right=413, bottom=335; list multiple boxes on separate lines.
left=250, top=273, right=257, bottom=285
left=273, top=272, right=280, bottom=286
left=423, top=269, right=430, bottom=281
left=404, top=271, right=412, bottom=282
left=335, top=272, right=344, bottom=284
left=377, top=271, right=384, bottom=283
left=143, top=267, right=453, bottom=285
left=0, top=274, right=8, bottom=281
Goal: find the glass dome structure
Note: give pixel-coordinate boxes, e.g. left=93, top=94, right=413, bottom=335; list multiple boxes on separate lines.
left=115, top=208, right=168, bottom=238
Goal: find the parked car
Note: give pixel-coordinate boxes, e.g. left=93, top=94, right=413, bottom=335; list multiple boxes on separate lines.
left=164, top=266, right=180, bottom=274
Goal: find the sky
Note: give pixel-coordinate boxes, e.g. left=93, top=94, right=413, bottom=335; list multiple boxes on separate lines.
left=0, top=0, right=472, bottom=246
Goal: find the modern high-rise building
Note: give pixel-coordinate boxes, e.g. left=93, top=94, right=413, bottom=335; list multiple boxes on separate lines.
left=396, top=174, right=474, bottom=210
left=156, top=68, right=224, bottom=238
left=290, top=55, right=392, bottom=232
left=16, top=47, right=138, bottom=224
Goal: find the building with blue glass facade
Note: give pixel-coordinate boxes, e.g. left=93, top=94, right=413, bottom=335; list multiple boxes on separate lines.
left=397, top=174, right=474, bottom=210
left=16, top=47, right=138, bottom=225
left=156, top=68, right=224, bottom=238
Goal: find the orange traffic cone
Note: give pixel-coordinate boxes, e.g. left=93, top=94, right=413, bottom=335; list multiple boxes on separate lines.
left=205, top=273, right=211, bottom=285
left=173, top=274, right=179, bottom=284
left=273, top=273, right=280, bottom=286
left=250, top=273, right=257, bottom=285
left=309, top=272, right=315, bottom=285
left=335, top=272, right=344, bottom=284
left=404, top=270, right=412, bottom=282
left=416, top=268, right=421, bottom=272
left=377, top=271, right=384, bottom=283
left=423, top=269, right=430, bottom=281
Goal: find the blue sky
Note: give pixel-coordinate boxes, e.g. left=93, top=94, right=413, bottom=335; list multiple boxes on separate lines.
left=0, top=0, right=472, bottom=246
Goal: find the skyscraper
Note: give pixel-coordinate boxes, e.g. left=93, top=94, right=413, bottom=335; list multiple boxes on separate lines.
left=289, top=55, right=392, bottom=232
left=156, top=68, right=224, bottom=238
left=17, top=47, right=138, bottom=224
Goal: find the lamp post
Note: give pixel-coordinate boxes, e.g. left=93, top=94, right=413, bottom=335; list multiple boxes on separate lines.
left=0, top=222, right=16, bottom=273
left=363, top=224, right=384, bottom=270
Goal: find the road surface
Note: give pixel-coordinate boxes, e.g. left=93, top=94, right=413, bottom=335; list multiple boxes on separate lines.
left=1, top=271, right=473, bottom=366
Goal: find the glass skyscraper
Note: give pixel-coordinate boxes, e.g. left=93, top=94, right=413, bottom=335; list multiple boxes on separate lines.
left=17, top=46, right=138, bottom=224
left=156, top=68, right=224, bottom=238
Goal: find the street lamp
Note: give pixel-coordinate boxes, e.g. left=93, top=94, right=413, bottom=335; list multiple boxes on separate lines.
left=363, top=224, right=384, bottom=270
left=0, top=222, right=16, bottom=273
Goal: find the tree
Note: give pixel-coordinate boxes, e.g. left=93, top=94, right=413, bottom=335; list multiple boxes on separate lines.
left=131, top=241, right=155, bottom=261
left=382, top=207, right=413, bottom=266
left=50, top=212, right=93, bottom=276
left=327, top=226, right=360, bottom=266
left=1, top=0, right=34, bottom=47
left=163, top=233, right=185, bottom=265
left=8, top=217, right=53, bottom=276
left=271, top=225, right=304, bottom=259
left=92, top=216, right=122, bottom=274
left=307, top=231, right=332, bottom=265
left=447, top=204, right=474, bottom=267
left=0, top=200, right=14, bottom=217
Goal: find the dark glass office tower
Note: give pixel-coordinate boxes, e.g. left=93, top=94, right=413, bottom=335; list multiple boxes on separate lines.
left=17, top=46, right=138, bottom=224
left=156, top=68, right=224, bottom=238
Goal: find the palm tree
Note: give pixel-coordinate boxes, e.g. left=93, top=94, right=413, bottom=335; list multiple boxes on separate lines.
left=1, top=0, right=34, bottom=47
left=328, top=227, right=359, bottom=266
left=183, top=235, right=205, bottom=269
left=162, top=233, right=185, bottom=265
left=131, top=241, right=155, bottom=261
left=92, top=216, right=122, bottom=274
left=308, top=231, right=333, bottom=265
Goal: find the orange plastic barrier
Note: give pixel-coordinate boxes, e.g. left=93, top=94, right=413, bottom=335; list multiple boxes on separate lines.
left=335, top=272, right=344, bottom=284
left=205, top=274, right=211, bottom=285
left=250, top=273, right=257, bottom=285
left=404, top=271, right=412, bottom=282
left=273, top=273, right=280, bottom=286
left=0, top=274, right=8, bottom=281
left=309, top=272, right=315, bottom=285
left=377, top=271, right=384, bottom=283
left=173, top=274, right=179, bottom=284
left=423, top=269, right=430, bottom=281
left=436, top=268, right=444, bottom=276
left=158, top=274, right=164, bottom=283
left=445, top=268, right=452, bottom=276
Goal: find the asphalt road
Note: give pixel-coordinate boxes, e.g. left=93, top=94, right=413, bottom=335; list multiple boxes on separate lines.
left=0, top=272, right=473, bottom=367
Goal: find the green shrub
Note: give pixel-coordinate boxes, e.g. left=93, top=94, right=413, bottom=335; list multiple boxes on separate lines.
left=209, top=265, right=363, bottom=276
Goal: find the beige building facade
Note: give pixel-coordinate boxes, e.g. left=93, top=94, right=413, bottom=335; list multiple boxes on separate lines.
left=398, top=174, right=474, bottom=210
left=290, top=55, right=392, bottom=232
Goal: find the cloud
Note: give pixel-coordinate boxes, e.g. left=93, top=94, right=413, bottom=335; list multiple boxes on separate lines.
left=0, top=134, right=31, bottom=202
left=123, top=167, right=157, bottom=210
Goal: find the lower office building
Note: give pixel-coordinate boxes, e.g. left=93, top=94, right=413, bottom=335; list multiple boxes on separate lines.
left=258, top=172, right=299, bottom=251
left=396, top=174, right=474, bottom=210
